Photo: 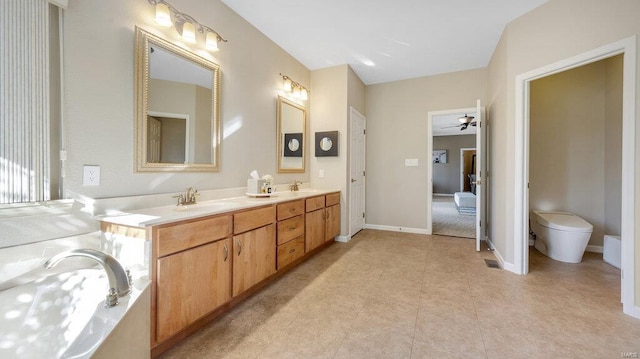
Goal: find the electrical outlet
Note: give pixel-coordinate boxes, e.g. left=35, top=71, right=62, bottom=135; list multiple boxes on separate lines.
left=83, top=165, right=100, bottom=186
left=318, top=169, right=325, bottom=178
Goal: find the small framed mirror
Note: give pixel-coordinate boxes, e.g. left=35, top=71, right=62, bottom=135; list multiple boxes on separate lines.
left=134, top=27, right=220, bottom=172
left=277, top=96, right=306, bottom=173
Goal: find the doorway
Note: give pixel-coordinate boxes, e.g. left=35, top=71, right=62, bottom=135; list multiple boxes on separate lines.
left=514, top=36, right=637, bottom=318
left=427, top=105, right=484, bottom=245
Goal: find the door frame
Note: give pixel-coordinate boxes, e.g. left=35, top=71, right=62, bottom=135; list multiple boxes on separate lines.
left=427, top=106, right=478, bottom=235
left=513, top=36, right=638, bottom=318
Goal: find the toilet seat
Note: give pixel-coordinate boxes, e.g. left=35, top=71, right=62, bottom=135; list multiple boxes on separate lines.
left=532, top=211, right=592, bottom=233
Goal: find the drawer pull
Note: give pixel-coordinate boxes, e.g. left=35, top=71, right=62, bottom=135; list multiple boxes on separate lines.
left=236, top=239, right=242, bottom=256
left=288, top=248, right=296, bottom=254
left=288, top=226, right=296, bottom=231
left=223, top=244, right=228, bottom=262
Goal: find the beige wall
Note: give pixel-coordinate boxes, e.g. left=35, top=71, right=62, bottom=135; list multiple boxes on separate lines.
left=530, top=57, right=622, bottom=247
left=365, top=69, right=486, bottom=230
left=63, top=0, right=310, bottom=198
left=486, top=0, right=640, bottom=307
left=433, top=135, right=476, bottom=195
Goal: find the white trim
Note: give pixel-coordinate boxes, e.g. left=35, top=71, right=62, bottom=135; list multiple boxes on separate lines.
left=586, top=245, right=604, bottom=254
left=364, top=224, right=429, bottom=235
left=335, top=235, right=351, bottom=243
left=514, top=36, right=637, bottom=318
left=488, top=240, right=518, bottom=273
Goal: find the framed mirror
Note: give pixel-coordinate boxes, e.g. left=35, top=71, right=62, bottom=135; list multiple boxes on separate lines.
left=134, top=27, right=220, bottom=172
left=277, top=96, right=306, bottom=173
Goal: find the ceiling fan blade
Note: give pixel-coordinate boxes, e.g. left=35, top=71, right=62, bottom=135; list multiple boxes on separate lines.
left=471, top=122, right=477, bottom=126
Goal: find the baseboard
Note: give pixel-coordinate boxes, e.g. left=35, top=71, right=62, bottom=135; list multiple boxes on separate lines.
left=586, top=245, right=604, bottom=253
left=335, top=235, right=350, bottom=243
left=363, top=224, right=429, bottom=235
left=433, top=193, right=454, bottom=197
left=487, top=239, right=519, bottom=274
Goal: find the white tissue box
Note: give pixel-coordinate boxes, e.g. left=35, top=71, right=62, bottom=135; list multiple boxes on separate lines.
left=247, top=179, right=266, bottom=194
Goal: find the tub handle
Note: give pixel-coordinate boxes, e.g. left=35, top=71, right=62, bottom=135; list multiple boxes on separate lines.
left=105, top=288, right=118, bottom=308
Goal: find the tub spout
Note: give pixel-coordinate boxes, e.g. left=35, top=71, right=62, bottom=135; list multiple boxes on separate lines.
left=44, top=249, right=131, bottom=298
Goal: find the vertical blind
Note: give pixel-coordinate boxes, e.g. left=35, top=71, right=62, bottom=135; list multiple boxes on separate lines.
left=0, top=0, right=51, bottom=203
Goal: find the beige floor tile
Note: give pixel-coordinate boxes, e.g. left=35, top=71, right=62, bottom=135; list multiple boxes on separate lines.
left=158, top=229, right=640, bottom=359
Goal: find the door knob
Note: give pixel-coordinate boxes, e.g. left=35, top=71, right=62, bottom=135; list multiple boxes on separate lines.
left=351, top=178, right=357, bottom=183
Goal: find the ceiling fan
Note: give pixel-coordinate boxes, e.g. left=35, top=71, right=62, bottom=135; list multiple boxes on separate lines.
left=442, top=114, right=477, bottom=131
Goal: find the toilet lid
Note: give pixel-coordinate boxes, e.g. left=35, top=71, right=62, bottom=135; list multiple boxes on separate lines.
left=534, top=211, right=593, bottom=232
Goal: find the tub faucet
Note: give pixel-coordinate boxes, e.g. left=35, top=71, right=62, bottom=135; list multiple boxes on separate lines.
left=44, top=249, right=132, bottom=300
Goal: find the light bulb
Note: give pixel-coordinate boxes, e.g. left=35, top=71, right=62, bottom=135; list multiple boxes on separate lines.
left=155, top=3, right=172, bottom=27
left=206, top=32, right=219, bottom=51
left=283, top=78, right=292, bottom=92
left=300, top=88, right=308, bottom=100
left=182, top=22, right=196, bottom=43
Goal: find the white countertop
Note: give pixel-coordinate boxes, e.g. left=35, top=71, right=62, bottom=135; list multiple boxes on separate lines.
left=98, top=189, right=339, bottom=228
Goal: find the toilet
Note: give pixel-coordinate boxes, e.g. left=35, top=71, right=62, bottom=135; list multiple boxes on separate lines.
left=529, top=210, right=593, bottom=263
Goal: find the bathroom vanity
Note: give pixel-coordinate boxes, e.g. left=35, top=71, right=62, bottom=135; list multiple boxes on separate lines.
left=99, top=189, right=340, bottom=357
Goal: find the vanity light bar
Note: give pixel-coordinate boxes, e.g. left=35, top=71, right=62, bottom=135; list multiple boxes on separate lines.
left=147, top=0, right=227, bottom=52
left=279, top=73, right=309, bottom=100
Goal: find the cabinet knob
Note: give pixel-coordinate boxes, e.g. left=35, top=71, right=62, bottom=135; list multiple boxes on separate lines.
left=223, top=244, right=228, bottom=262
left=236, top=239, right=242, bottom=256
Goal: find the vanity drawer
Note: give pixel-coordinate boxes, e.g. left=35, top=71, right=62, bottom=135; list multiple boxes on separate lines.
left=277, top=215, right=304, bottom=245
left=325, top=192, right=340, bottom=206
left=234, top=206, right=276, bottom=234
left=157, top=215, right=232, bottom=257
left=305, top=196, right=325, bottom=212
left=277, top=200, right=304, bottom=221
left=277, top=236, right=305, bottom=269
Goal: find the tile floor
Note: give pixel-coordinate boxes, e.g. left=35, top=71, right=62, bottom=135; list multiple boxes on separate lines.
left=158, top=229, right=640, bottom=359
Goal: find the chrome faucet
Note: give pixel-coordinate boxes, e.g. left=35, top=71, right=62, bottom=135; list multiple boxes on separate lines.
left=174, top=186, right=199, bottom=205
left=44, top=249, right=132, bottom=307
left=290, top=180, right=302, bottom=191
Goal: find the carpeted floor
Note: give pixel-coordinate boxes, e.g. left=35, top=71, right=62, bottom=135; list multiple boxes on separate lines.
left=432, top=196, right=475, bottom=238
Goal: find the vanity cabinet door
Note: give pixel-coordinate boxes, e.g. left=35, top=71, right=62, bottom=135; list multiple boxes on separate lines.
left=232, top=224, right=276, bottom=297
left=156, top=238, right=231, bottom=342
left=325, top=203, right=341, bottom=241
left=305, top=209, right=325, bottom=252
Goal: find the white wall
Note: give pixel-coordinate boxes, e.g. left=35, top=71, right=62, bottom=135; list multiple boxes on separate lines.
left=62, top=0, right=310, bottom=200
left=365, top=69, right=487, bottom=231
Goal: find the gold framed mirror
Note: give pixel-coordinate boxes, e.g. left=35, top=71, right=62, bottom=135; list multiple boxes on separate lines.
left=134, top=27, right=220, bottom=172
left=277, top=96, right=306, bottom=173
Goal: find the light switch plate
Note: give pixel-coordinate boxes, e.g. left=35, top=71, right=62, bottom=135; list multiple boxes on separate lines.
left=83, top=165, right=100, bottom=186
left=405, top=159, right=419, bottom=167
left=318, top=169, right=325, bottom=178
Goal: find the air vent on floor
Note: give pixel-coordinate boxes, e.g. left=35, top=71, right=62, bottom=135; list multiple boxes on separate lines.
left=484, top=259, right=500, bottom=269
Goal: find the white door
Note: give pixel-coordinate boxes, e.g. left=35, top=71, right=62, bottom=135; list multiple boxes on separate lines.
left=350, top=107, right=366, bottom=236
left=475, top=99, right=487, bottom=251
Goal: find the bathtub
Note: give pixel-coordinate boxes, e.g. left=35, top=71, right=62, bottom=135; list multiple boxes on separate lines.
left=0, top=234, right=150, bottom=359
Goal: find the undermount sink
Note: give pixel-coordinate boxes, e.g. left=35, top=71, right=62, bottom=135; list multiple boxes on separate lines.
left=173, top=201, right=239, bottom=212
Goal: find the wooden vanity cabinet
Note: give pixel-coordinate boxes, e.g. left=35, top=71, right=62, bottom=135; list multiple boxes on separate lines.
left=153, top=215, right=232, bottom=344
left=305, top=192, right=341, bottom=252
left=325, top=192, right=341, bottom=241
left=232, top=206, right=276, bottom=297
left=276, top=200, right=305, bottom=269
